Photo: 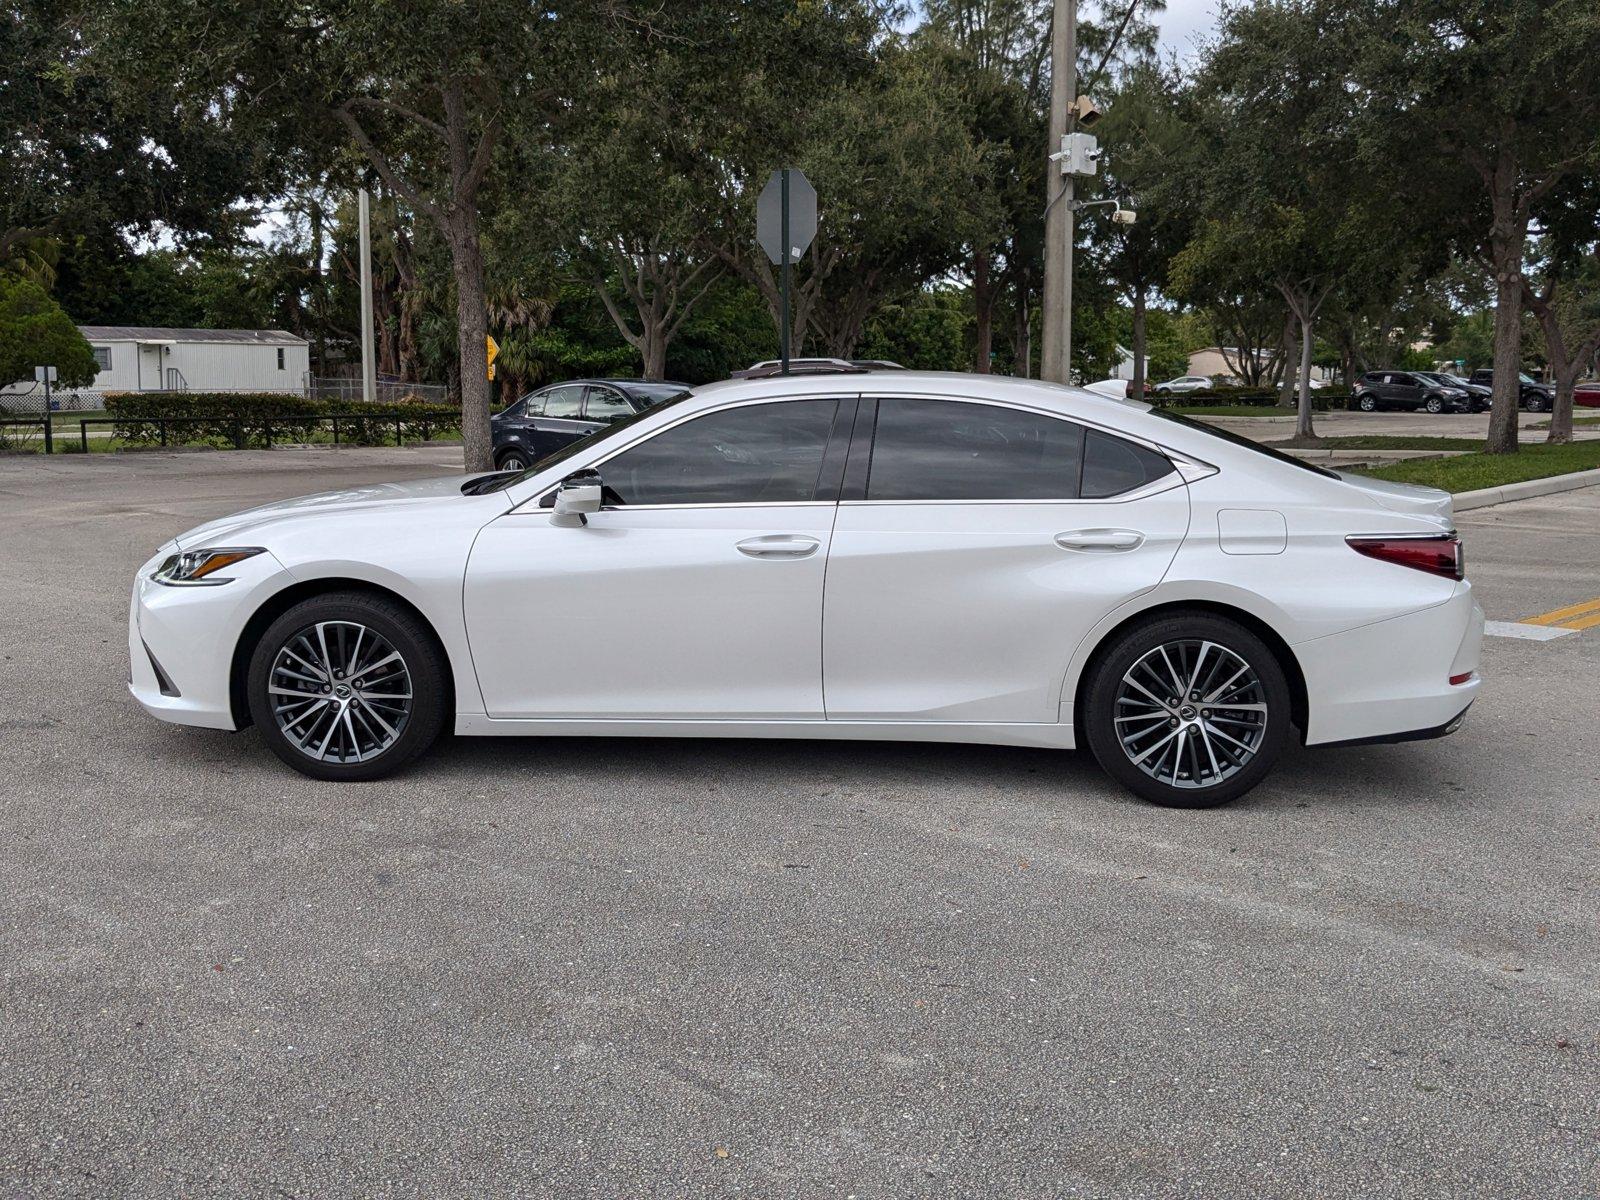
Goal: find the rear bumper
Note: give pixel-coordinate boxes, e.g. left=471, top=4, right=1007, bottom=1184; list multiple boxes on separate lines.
left=1298, top=583, right=1483, bottom=746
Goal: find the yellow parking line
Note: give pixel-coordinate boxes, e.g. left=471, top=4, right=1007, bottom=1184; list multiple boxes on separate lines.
left=1523, top=596, right=1600, bottom=626
left=1559, top=609, right=1600, bottom=632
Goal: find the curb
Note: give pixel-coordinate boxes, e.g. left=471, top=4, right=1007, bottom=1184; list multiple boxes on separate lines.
left=1454, top=467, right=1600, bottom=511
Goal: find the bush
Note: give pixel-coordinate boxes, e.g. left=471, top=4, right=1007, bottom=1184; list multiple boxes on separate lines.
left=103, top=392, right=461, bottom=448
left=1156, top=384, right=1351, bottom=411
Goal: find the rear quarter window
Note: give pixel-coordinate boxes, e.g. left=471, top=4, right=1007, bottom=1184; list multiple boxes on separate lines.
left=1080, top=430, right=1175, bottom=498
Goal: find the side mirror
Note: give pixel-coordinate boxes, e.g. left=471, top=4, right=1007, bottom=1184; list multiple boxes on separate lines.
left=550, top=471, right=604, bottom=528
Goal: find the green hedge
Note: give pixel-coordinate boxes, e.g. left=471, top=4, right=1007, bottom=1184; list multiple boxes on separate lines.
left=1154, top=385, right=1351, bottom=409
left=103, top=392, right=461, bottom=447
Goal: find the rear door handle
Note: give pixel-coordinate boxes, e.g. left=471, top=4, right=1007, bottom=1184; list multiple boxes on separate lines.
left=1056, top=528, right=1145, bottom=552
left=736, top=534, right=821, bottom=559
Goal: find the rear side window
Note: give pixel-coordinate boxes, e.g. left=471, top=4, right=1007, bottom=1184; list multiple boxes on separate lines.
left=866, top=398, right=1085, bottom=500
left=1081, top=429, right=1176, bottom=498
left=543, top=385, right=585, bottom=418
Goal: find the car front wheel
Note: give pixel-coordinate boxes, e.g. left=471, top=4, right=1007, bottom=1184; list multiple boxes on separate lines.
left=1356, top=394, right=1376, bottom=412
left=1525, top=394, right=1548, bottom=413
left=1425, top=396, right=1444, bottom=414
left=247, top=591, right=448, bottom=781
left=1082, top=613, right=1293, bottom=808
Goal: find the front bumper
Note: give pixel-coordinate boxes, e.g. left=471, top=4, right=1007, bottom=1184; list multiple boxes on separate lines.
left=1297, top=582, right=1483, bottom=746
left=128, top=547, right=291, bottom=730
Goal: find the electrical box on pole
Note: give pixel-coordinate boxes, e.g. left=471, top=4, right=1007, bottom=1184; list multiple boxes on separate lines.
left=1058, top=132, right=1101, bottom=177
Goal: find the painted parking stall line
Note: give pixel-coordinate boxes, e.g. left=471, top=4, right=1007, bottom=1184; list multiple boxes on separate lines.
left=1483, top=620, right=1578, bottom=642
left=1521, top=596, right=1600, bottom=632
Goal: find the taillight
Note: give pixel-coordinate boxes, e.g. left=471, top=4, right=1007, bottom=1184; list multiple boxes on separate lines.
left=1347, top=534, right=1464, bottom=581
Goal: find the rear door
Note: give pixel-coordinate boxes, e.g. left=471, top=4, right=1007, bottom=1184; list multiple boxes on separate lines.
left=531, top=383, right=599, bottom=451
left=821, top=397, right=1190, bottom=724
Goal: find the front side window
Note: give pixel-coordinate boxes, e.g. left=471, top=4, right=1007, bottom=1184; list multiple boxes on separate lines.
left=599, top=400, right=838, bottom=506
left=543, top=385, right=585, bottom=418
left=865, top=398, right=1085, bottom=501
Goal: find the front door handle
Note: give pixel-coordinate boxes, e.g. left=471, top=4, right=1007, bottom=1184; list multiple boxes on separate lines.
left=736, top=534, right=821, bottom=559
left=1056, top=528, right=1145, bottom=552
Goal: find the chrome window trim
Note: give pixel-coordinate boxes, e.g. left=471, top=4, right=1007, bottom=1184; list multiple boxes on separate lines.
left=513, top=388, right=1216, bottom=512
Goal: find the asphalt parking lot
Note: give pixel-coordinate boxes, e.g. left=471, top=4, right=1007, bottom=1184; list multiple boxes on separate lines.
left=2, top=448, right=1597, bottom=1198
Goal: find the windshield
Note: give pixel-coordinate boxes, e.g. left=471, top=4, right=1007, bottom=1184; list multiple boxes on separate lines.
left=1145, top=409, right=1338, bottom=479
left=467, top=391, right=697, bottom=494
left=1519, top=373, right=1538, bottom=385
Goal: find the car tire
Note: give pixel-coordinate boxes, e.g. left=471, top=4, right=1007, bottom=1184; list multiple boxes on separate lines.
left=1425, top=396, right=1444, bottom=414
left=495, top=447, right=531, bottom=472
left=1082, top=613, right=1293, bottom=809
left=247, top=591, right=448, bottom=782
left=1525, top=394, right=1547, bottom=413
left=1357, top=395, right=1376, bottom=412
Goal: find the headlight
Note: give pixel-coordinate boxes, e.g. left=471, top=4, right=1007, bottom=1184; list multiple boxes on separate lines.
left=151, top=547, right=265, bottom=586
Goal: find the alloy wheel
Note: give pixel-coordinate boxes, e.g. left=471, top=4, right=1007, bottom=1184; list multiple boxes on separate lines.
left=268, top=620, right=413, bottom=763
left=1113, top=639, right=1269, bottom=790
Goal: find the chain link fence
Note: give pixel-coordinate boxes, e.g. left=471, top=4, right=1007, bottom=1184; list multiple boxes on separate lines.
left=306, top=377, right=450, bottom=405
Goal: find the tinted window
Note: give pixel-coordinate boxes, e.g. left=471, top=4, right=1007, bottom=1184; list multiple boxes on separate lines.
left=1081, top=429, right=1175, bottom=498
left=866, top=398, right=1085, bottom=501
left=544, top=385, right=585, bottom=418
left=584, top=387, right=633, bottom=423
left=600, top=400, right=837, bottom=506
left=629, top=383, right=692, bottom=406
left=498, top=399, right=527, bottom=420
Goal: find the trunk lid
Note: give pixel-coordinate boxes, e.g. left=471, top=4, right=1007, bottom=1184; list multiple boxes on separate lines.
left=1334, top=470, right=1454, bottom=527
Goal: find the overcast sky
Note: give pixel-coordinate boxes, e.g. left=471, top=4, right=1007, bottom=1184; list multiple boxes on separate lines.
left=1153, top=0, right=1220, bottom=61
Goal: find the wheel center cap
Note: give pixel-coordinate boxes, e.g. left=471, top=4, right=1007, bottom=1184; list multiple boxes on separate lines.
left=334, top=684, right=352, bottom=699
left=1179, top=705, right=1197, bottom=720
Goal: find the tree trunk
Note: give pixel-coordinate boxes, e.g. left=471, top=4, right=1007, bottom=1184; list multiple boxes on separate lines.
left=1484, top=175, right=1527, bottom=455
left=1130, top=285, right=1147, bottom=400
left=973, top=248, right=993, bottom=374
left=1295, top=316, right=1317, bottom=442
left=450, top=225, right=492, bottom=472
left=1276, top=311, right=1296, bottom=408
left=1013, top=279, right=1031, bottom=379
left=642, top=324, right=667, bottom=380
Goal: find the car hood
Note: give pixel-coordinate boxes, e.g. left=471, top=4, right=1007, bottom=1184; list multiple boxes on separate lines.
left=1335, top=471, right=1454, bottom=527
left=172, top=473, right=495, bottom=548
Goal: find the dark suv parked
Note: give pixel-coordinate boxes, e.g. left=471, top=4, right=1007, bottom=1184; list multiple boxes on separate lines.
left=1351, top=371, right=1472, bottom=413
left=1466, top=369, right=1554, bottom=412
left=1417, top=372, right=1490, bottom=413
left=491, top=379, right=690, bottom=471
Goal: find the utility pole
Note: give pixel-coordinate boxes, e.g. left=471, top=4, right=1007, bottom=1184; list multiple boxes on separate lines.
left=358, top=187, right=376, bottom=405
left=1041, top=0, right=1076, bottom=384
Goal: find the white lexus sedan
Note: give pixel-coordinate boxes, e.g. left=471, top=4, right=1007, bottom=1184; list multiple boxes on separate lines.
left=129, top=372, right=1483, bottom=808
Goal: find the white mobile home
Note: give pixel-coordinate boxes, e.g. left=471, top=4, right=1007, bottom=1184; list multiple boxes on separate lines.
left=77, top=326, right=310, bottom=394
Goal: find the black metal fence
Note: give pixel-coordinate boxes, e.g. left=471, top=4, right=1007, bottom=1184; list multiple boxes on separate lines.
left=0, top=411, right=457, bottom=455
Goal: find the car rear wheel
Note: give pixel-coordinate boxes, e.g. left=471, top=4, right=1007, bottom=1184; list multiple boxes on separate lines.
left=247, top=591, right=448, bottom=781
left=496, top=447, right=531, bottom=472
left=1083, top=614, right=1293, bottom=808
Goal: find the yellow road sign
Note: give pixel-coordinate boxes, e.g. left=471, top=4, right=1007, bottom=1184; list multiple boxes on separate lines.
left=486, top=334, right=499, bottom=381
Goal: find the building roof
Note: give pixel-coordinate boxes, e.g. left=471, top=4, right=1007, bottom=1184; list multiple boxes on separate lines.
left=77, top=326, right=308, bottom=346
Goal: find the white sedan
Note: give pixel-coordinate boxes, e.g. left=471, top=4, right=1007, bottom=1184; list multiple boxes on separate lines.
left=129, top=372, right=1483, bottom=808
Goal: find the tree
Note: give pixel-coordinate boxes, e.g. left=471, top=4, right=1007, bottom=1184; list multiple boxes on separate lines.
left=1523, top=242, right=1600, bottom=445
left=0, top=274, right=97, bottom=389
left=1175, top=0, right=1393, bottom=441
left=104, top=0, right=617, bottom=472
left=1355, top=0, right=1600, bottom=453
left=1092, top=62, right=1193, bottom=398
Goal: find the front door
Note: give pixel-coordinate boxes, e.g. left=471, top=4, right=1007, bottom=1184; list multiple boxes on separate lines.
left=465, top=397, right=848, bottom=719
left=822, top=397, right=1191, bottom=724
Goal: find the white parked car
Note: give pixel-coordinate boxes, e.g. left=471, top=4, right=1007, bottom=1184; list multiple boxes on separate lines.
left=129, top=372, right=1483, bottom=807
left=1155, top=375, right=1214, bottom=395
